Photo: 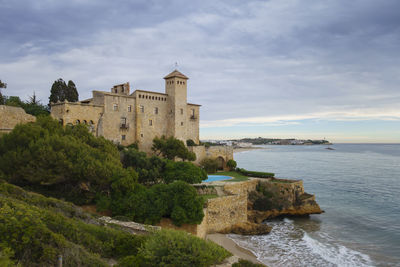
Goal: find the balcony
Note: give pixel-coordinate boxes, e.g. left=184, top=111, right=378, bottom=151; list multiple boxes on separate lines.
left=120, top=123, right=129, bottom=129
left=190, top=115, right=197, bottom=120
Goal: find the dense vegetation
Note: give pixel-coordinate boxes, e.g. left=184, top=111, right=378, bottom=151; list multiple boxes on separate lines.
left=0, top=181, right=230, bottom=266
left=200, top=158, right=219, bottom=173
left=122, top=147, right=206, bottom=185
left=0, top=116, right=206, bottom=226
left=249, top=182, right=290, bottom=211
left=152, top=135, right=196, bottom=161
left=226, top=159, right=237, bottom=171
left=236, top=168, right=275, bottom=178
left=1, top=94, right=49, bottom=116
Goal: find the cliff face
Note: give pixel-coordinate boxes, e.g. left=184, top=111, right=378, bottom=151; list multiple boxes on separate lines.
left=247, top=179, right=323, bottom=224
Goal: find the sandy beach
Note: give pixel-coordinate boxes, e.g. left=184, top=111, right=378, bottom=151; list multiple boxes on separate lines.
left=207, top=233, right=263, bottom=265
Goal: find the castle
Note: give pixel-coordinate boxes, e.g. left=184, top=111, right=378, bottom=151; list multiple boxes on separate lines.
left=51, top=70, right=233, bottom=168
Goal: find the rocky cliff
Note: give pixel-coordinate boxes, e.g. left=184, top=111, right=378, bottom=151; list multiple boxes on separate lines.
left=247, top=179, right=323, bottom=224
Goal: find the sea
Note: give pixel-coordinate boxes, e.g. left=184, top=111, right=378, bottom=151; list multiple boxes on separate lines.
left=230, top=144, right=400, bottom=267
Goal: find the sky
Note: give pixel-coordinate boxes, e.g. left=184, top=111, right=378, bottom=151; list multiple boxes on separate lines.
left=1, top=0, right=400, bottom=143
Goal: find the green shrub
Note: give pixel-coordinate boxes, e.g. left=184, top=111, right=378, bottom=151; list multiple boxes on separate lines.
left=200, top=158, right=219, bottom=173
left=236, top=168, right=274, bottom=178
left=232, top=259, right=266, bottom=267
left=111, top=181, right=204, bottom=226
left=152, top=136, right=196, bottom=161
left=0, top=247, right=17, bottom=267
left=138, top=229, right=231, bottom=267
left=163, top=161, right=207, bottom=184
left=186, top=139, right=196, bottom=146
left=226, top=159, right=237, bottom=171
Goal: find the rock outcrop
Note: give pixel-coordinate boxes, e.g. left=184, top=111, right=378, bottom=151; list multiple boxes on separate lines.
left=219, top=221, right=272, bottom=235
left=247, top=179, right=323, bottom=224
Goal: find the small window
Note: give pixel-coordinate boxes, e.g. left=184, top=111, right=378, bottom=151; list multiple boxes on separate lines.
left=89, top=120, right=94, bottom=125
left=140, top=105, right=144, bottom=113
left=141, top=134, right=143, bottom=137
left=128, top=105, right=132, bottom=112
left=121, top=117, right=127, bottom=124
left=149, top=120, right=153, bottom=126
left=83, top=120, right=87, bottom=124
left=180, top=108, right=184, bottom=115
left=154, top=107, right=158, bottom=114
left=191, top=109, right=195, bottom=116
left=181, top=122, right=184, bottom=126
left=113, top=104, right=118, bottom=111
left=122, top=135, right=126, bottom=141
left=76, top=119, right=80, bottom=124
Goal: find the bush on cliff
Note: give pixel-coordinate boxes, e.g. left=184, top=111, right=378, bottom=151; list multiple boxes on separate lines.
left=236, top=168, right=275, bottom=178
left=127, top=229, right=231, bottom=267
left=122, top=147, right=206, bottom=185
left=0, top=116, right=137, bottom=204
left=110, top=181, right=204, bottom=226
left=163, top=161, right=207, bottom=184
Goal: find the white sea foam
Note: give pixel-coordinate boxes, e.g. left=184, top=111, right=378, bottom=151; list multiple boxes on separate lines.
left=229, top=219, right=376, bottom=267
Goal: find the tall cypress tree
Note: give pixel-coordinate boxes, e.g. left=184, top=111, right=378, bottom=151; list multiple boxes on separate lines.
left=67, top=80, right=79, bottom=102
left=49, top=79, right=79, bottom=106
left=0, top=80, right=6, bottom=105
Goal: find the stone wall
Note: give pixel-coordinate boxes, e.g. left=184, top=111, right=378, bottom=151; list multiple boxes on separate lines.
left=189, top=145, right=234, bottom=170
left=0, top=105, right=36, bottom=133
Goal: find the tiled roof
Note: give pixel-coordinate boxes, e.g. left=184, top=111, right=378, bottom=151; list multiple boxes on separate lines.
left=163, top=69, right=189, bottom=79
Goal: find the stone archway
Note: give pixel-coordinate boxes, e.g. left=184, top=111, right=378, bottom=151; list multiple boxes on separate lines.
left=216, top=156, right=225, bottom=170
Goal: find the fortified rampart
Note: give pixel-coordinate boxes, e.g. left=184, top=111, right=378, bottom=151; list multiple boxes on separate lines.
left=189, top=145, right=234, bottom=170
left=164, top=178, right=321, bottom=239
left=0, top=105, right=36, bottom=134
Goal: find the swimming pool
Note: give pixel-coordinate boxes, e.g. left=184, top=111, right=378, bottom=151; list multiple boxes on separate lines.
left=203, top=175, right=233, bottom=182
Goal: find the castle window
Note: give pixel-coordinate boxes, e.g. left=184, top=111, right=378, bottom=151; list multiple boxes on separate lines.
left=122, top=135, right=126, bottom=141
left=140, top=105, right=144, bottom=113
left=59, top=119, right=63, bottom=125
left=83, top=120, right=87, bottom=124
left=180, top=108, right=183, bottom=115
left=89, top=120, right=94, bottom=125
left=146, top=95, right=148, bottom=99
left=121, top=117, right=127, bottom=124
left=113, top=104, right=118, bottom=111
left=191, top=109, right=195, bottom=116
left=141, top=134, right=143, bottom=137
left=152, top=96, right=155, bottom=100
left=154, top=107, right=158, bottom=114
left=181, top=122, right=184, bottom=126
left=76, top=119, right=80, bottom=124
left=128, top=105, right=132, bottom=112
left=149, top=120, right=153, bottom=126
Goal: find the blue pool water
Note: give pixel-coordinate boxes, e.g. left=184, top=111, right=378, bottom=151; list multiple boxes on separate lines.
left=204, top=175, right=232, bottom=182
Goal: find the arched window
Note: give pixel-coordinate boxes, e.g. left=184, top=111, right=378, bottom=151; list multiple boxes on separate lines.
left=89, top=120, right=94, bottom=125
left=83, top=120, right=87, bottom=124
left=76, top=119, right=80, bottom=124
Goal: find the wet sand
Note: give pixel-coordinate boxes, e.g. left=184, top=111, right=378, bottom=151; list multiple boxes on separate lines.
left=207, top=233, right=263, bottom=265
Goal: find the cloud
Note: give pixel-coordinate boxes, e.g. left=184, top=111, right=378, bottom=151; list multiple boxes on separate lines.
left=1, top=0, right=400, bottom=142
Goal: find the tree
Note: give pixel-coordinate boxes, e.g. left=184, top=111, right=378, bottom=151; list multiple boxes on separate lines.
left=200, top=158, right=219, bottom=173
left=67, top=80, right=79, bottom=102
left=0, top=80, right=6, bottom=105
left=163, top=161, right=207, bottom=184
left=152, top=136, right=196, bottom=161
left=24, top=92, right=50, bottom=116
left=0, top=116, right=135, bottom=204
left=49, top=78, right=79, bottom=106
left=226, top=159, right=237, bottom=171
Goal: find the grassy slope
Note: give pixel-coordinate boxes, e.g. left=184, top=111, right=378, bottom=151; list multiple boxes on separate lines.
left=211, top=171, right=249, bottom=182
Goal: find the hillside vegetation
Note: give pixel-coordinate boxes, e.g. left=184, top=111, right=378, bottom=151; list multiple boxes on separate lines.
left=0, top=180, right=231, bottom=266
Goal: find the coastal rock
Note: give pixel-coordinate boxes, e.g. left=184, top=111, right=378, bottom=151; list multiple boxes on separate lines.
left=219, top=221, right=272, bottom=235
left=248, top=196, right=323, bottom=224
